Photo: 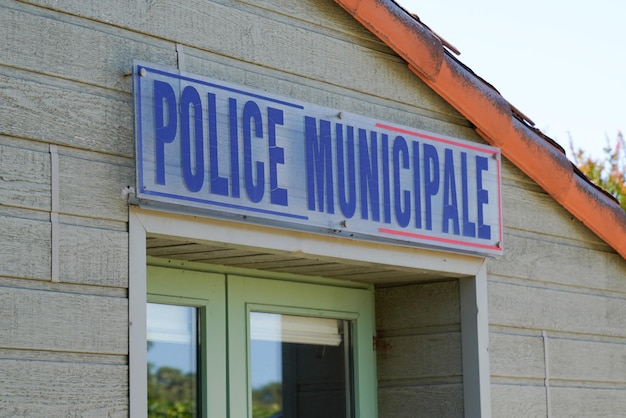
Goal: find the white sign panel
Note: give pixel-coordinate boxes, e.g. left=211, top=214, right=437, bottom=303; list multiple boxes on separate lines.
left=134, top=63, right=503, bottom=255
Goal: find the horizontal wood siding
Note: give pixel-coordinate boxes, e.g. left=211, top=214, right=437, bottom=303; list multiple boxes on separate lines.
left=491, top=385, right=547, bottom=417
left=0, top=141, right=50, bottom=211
left=490, top=161, right=626, bottom=414
left=2, top=0, right=625, bottom=416
left=59, top=224, right=129, bottom=287
left=0, top=286, right=128, bottom=354
left=1, top=1, right=145, bottom=414
left=376, top=280, right=463, bottom=417
left=59, top=153, right=134, bottom=222
left=0, top=359, right=128, bottom=416
left=0, top=71, right=134, bottom=156
left=0, top=216, right=51, bottom=280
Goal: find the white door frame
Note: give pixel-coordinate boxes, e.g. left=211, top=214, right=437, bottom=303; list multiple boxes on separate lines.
left=128, top=205, right=491, bottom=417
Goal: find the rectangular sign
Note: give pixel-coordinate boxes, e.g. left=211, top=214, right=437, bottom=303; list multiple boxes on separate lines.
left=133, top=62, right=503, bottom=255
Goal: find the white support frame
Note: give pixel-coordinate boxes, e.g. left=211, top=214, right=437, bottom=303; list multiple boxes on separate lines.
left=460, top=261, right=492, bottom=418
left=128, top=206, right=492, bottom=417
left=129, top=208, right=148, bottom=418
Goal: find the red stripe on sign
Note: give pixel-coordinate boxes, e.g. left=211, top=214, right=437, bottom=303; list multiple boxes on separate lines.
left=375, top=123, right=497, bottom=155
left=379, top=228, right=501, bottom=252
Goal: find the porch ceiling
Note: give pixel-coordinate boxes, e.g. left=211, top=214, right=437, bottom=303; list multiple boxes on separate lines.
left=146, top=235, right=462, bottom=285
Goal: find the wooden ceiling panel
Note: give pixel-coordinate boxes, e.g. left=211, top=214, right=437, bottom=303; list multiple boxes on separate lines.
left=146, top=235, right=454, bottom=285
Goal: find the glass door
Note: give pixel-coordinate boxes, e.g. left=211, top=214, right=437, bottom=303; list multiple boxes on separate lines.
left=146, top=303, right=200, bottom=417
left=249, top=312, right=354, bottom=418
left=146, top=266, right=377, bottom=418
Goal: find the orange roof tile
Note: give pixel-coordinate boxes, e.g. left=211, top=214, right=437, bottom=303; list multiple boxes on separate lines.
left=333, top=0, right=626, bottom=260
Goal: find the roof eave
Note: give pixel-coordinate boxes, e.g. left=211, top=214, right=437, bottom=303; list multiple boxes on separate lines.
left=333, top=0, right=626, bottom=260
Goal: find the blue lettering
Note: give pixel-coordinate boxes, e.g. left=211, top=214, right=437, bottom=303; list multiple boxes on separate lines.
left=393, top=136, right=411, bottom=228
left=305, top=117, right=334, bottom=213
left=153, top=80, right=177, bottom=185
left=382, top=134, right=391, bottom=224
left=442, top=148, right=460, bottom=235
left=243, top=100, right=264, bottom=203
left=267, top=107, right=287, bottom=206
left=207, top=93, right=228, bottom=196
left=461, top=153, right=476, bottom=237
left=476, top=156, right=491, bottom=239
left=180, top=86, right=204, bottom=192
left=228, top=98, right=241, bottom=198
left=412, top=141, right=422, bottom=229
left=423, top=144, right=439, bottom=230
left=336, top=124, right=356, bottom=218
left=359, top=129, right=379, bottom=221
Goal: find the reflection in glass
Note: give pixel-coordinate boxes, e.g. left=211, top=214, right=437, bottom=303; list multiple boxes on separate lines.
left=147, top=303, right=198, bottom=417
left=250, top=312, right=353, bottom=418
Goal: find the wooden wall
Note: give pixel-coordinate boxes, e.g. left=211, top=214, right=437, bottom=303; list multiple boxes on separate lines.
left=376, top=280, right=464, bottom=417
left=1, top=0, right=134, bottom=414
left=2, top=0, right=625, bottom=416
left=489, top=160, right=626, bottom=416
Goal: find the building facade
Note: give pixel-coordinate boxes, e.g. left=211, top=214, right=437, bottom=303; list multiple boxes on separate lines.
left=2, top=0, right=626, bottom=417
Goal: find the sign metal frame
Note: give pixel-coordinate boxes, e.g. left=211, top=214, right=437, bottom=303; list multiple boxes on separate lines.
left=133, top=62, right=503, bottom=256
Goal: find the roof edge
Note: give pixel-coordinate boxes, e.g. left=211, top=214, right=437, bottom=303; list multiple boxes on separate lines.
left=334, top=0, right=626, bottom=260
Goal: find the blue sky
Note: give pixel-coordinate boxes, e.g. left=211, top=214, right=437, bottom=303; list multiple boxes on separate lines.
left=397, top=0, right=625, bottom=160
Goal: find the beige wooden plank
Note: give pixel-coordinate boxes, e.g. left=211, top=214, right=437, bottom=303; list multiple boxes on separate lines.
left=0, top=358, right=127, bottom=416
left=267, top=262, right=366, bottom=276
left=488, top=280, right=626, bottom=338
left=309, top=263, right=391, bottom=275
left=500, top=157, right=545, bottom=193
left=0, top=133, right=50, bottom=152
left=59, top=153, right=133, bottom=222
left=377, top=384, right=463, bottom=418
left=233, top=0, right=383, bottom=48
left=146, top=237, right=194, bottom=249
left=0, top=143, right=50, bottom=211
left=0, top=3, right=176, bottom=92
left=0, top=215, right=50, bottom=280
left=550, top=387, right=626, bottom=417
left=548, top=337, right=626, bottom=384
left=489, top=234, right=626, bottom=293
left=377, top=333, right=462, bottom=381
left=490, top=384, right=547, bottom=417
left=147, top=243, right=219, bottom=257
left=21, top=0, right=456, bottom=118
left=229, top=257, right=323, bottom=270
left=185, top=249, right=265, bottom=263
left=0, top=275, right=127, bottom=299
left=0, top=347, right=126, bottom=365
left=489, top=332, right=545, bottom=379
left=0, top=286, right=127, bottom=354
left=376, top=280, right=460, bottom=331
left=0, top=72, right=133, bottom=156
left=340, top=269, right=447, bottom=284
left=57, top=213, right=128, bottom=232
left=501, top=181, right=605, bottom=245
left=196, top=252, right=290, bottom=265
left=0, top=205, right=49, bottom=222
left=59, top=224, right=128, bottom=288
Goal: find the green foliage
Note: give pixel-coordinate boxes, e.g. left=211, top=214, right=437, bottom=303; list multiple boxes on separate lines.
left=251, top=382, right=282, bottom=418
left=148, top=363, right=197, bottom=417
left=570, top=131, right=626, bottom=212
left=147, top=365, right=284, bottom=418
